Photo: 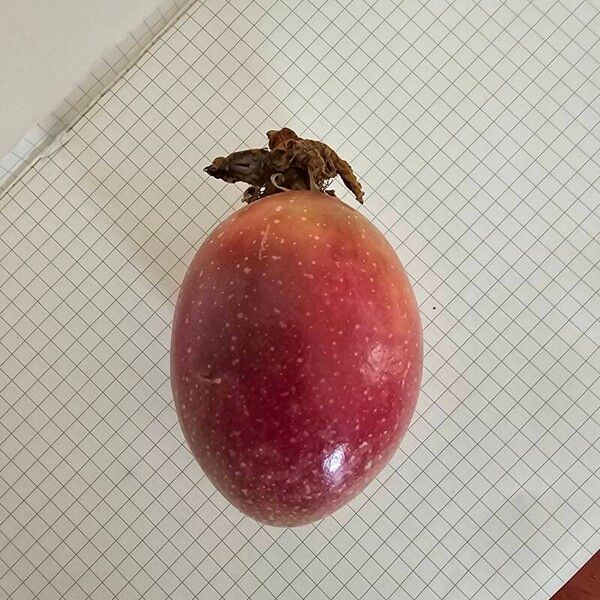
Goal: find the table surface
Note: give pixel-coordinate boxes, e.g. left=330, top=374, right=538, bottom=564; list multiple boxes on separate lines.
left=550, top=551, right=599, bottom=600
left=1, top=1, right=599, bottom=599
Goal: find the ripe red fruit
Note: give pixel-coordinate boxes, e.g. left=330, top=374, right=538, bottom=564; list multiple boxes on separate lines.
left=171, top=191, right=422, bottom=526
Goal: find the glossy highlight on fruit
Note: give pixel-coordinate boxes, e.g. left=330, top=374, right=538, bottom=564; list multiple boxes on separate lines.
left=171, top=191, right=422, bottom=526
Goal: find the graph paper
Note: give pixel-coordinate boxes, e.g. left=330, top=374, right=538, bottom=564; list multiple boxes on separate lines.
left=1, top=1, right=599, bottom=599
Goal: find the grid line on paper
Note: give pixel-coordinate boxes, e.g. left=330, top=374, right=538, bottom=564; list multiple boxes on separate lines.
left=1, top=1, right=599, bottom=599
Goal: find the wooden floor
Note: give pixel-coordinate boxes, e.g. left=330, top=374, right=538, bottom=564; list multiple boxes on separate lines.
left=550, top=552, right=599, bottom=600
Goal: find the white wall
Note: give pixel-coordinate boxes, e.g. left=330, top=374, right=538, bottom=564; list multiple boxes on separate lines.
left=0, top=0, right=163, bottom=157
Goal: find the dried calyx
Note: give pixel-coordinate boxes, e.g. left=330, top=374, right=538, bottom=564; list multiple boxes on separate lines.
left=204, top=127, right=364, bottom=204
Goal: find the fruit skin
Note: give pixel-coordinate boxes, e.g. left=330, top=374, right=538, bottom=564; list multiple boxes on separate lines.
left=171, top=191, right=422, bottom=526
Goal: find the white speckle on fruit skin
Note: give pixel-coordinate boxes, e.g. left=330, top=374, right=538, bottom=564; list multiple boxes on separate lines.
left=401, top=360, right=412, bottom=388
left=187, top=346, right=192, bottom=354
left=243, top=266, right=251, bottom=274
left=258, top=223, right=270, bottom=260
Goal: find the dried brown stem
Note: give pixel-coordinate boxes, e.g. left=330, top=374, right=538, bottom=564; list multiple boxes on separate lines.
left=203, top=128, right=364, bottom=204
